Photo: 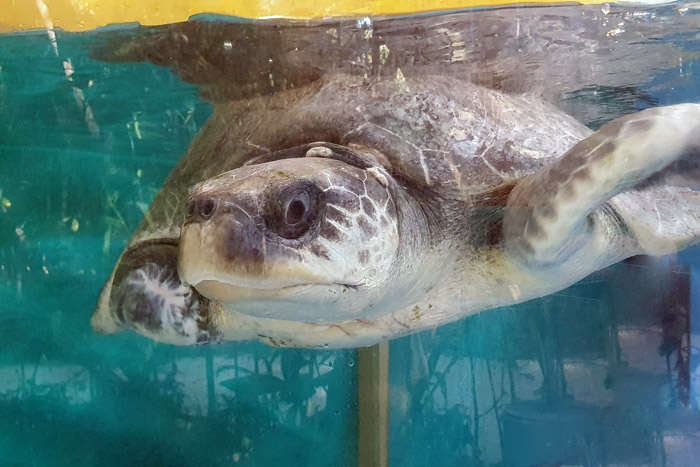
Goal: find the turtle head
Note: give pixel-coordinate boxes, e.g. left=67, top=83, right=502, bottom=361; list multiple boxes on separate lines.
left=91, top=144, right=431, bottom=344
left=178, top=148, right=410, bottom=322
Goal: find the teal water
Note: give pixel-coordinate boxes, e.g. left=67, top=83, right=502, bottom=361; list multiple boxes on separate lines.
left=1, top=5, right=700, bottom=466
left=0, top=29, right=357, bottom=466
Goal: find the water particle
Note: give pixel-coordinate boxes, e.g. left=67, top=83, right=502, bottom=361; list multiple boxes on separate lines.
left=379, top=44, right=390, bottom=65
left=606, top=28, right=624, bottom=38
left=356, top=17, right=372, bottom=29
left=395, top=67, right=406, bottom=83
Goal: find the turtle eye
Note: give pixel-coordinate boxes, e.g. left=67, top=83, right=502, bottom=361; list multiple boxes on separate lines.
left=285, top=193, right=309, bottom=225
left=268, top=183, right=320, bottom=239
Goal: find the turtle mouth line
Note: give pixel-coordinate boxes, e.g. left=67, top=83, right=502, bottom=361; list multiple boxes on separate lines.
left=189, top=279, right=359, bottom=302
left=191, top=278, right=359, bottom=290
left=194, top=279, right=313, bottom=291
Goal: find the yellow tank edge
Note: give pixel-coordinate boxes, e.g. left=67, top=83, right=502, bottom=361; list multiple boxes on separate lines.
left=0, top=0, right=609, bottom=34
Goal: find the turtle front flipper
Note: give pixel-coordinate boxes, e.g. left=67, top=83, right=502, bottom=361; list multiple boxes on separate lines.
left=504, top=104, right=700, bottom=269
left=91, top=240, right=224, bottom=345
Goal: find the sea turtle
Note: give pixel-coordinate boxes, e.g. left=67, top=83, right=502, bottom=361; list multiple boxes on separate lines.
left=91, top=12, right=700, bottom=349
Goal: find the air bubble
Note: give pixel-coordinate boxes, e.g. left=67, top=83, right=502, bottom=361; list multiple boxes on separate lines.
left=602, top=3, right=610, bottom=15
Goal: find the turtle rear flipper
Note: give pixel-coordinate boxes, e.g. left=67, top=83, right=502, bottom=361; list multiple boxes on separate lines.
left=504, top=104, right=700, bottom=268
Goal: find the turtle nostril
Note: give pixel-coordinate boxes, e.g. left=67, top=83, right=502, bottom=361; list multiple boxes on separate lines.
left=186, top=198, right=219, bottom=222
left=186, top=200, right=196, bottom=217
left=198, top=198, right=218, bottom=220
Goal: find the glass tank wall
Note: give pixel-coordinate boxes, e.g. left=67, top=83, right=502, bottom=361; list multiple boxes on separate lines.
left=0, top=30, right=358, bottom=465
left=1, top=2, right=699, bottom=466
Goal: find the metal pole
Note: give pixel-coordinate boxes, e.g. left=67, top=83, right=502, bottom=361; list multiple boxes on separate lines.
left=357, top=342, right=390, bottom=467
